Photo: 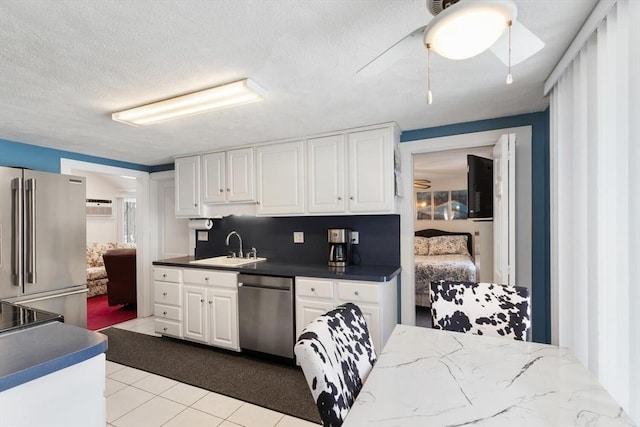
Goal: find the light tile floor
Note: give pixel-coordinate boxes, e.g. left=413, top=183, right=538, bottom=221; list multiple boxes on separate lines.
left=103, top=317, right=319, bottom=427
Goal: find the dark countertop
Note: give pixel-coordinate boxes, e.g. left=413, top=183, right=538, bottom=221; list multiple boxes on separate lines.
left=153, top=256, right=401, bottom=282
left=0, top=322, right=108, bottom=392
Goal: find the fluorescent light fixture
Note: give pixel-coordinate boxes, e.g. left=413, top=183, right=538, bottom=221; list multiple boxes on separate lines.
left=424, top=0, right=516, bottom=60
left=112, top=78, right=264, bottom=126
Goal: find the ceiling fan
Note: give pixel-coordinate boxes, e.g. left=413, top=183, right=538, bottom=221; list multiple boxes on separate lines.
left=357, top=0, right=545, bottom=93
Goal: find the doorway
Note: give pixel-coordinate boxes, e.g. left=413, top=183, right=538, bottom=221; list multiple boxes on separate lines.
left=60, top=159, right=153, bottom=323
left=399, top=126, right=532, bottom=326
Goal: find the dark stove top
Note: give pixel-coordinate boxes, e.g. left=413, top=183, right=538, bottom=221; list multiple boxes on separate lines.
left=0, top=301, right=64, bottom=334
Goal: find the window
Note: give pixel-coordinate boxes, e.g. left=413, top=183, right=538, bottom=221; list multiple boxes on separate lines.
left=123, top=197, right=136, bottom=244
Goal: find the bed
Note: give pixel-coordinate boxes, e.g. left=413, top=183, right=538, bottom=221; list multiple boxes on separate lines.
left=414, top=229, right=477, bottom=307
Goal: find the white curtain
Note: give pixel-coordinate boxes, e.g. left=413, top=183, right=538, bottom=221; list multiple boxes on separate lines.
left=550, top=0, right=639, bottom=422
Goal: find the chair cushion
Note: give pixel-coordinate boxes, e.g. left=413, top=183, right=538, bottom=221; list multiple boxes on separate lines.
left=295, top=303, right=376, bottom=427
left=430, top=281, right=531, bottom=340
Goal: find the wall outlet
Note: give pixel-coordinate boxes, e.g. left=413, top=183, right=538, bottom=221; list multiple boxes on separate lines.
left=197, top=231, right=209, bottom=241
left=293, top=231, right=304, bottom=243
left=351, top=231, right=359, bottom=244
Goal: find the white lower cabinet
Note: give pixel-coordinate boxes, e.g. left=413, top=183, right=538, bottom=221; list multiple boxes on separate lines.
left=295, top=276, right=397, bottom=352
left=153, top=267, right=183, bottom=338
left=182, top=269, right=240, bottom=351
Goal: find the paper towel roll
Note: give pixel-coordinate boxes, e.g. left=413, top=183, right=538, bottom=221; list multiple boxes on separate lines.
left=188, top=219, right=213, bottom=230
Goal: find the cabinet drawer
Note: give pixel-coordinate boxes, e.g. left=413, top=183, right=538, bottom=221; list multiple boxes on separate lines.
left=336, top=281, right=379, bottom=304
left=296, top=277, right=334, bottom=299
left=155, top=319, right=182, bottom=337
left=154, top=282, right=181, bottom=305
left=154, top=304, right=181, bottom=321
left=183, top=269, right=237, bottom=287
left=153, top=268, right=182, bottom=283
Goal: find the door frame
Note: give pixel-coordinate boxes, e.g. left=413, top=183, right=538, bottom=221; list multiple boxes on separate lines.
left=399, top=126, right=532, bottom=326
left=60, top=159, right=153, bottom=317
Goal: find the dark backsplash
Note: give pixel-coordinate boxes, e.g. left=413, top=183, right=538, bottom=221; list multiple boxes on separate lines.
left=194, top=215, right=400, bottom=266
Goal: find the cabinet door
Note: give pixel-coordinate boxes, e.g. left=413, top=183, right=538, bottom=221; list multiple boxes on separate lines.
left=208, top=288, right=239, bottom=351
left=226, top=148, right=255, bottom=202
left=175, top=156, right=202, bottom=217
left=295, top=297, right=334, bottom=341
left=307, top=135, right=345, bottom=213
left=348, top=129, right=394, bottom=213
left=183, top=285, right=207, bottom=343
left=202, top=152, right=226, bottom=203
left=256, top=141, right=305, bottom=215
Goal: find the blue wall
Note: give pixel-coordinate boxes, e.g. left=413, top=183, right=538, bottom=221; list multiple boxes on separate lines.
left=1, top=111, right=551, bottom=343
left=0, top=139, right=149, bottom=173
left=401, top=111, right=551, bottom=343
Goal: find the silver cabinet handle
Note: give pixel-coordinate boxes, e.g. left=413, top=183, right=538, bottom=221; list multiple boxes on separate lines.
left=162, top=273, right=167, bottom=278
left=337, top=197, right=342, bottom=200
left=163, top=311, right=167, bottom=315
left=208, top=301, right=212, bottom=305
left=219, top=189, right=223, bottom=193
left=200, top=299, right=204, bottom=303
left=354, top=291, right=360, bottom=296
left=226, top=188, right=230, bottom=192
left=163, top=327, right=168, bottom=331
left=311, top=287, right=315, bottom=292
left=350, top=196, right=354, bottom=200
left=11, top=177, right=22, bottom=287
left=194, top=203, right=198, bottom=207
left=163, top=292, right=167, bottom=296
left=205, top=277, right=209, bottom=281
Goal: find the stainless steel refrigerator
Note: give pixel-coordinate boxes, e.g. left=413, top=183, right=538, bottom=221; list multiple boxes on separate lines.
left=0, top=167, right=88, bottom=327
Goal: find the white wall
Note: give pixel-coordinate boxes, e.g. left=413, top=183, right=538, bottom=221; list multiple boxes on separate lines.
left=75, top=170, right=137, bottom=244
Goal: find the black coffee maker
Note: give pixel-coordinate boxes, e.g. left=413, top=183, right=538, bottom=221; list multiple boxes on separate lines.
left=328, top=228, right=352, bottom=267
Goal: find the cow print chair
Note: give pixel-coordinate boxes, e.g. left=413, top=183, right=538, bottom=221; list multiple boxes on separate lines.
left=294, top=303, right=376, bottom=427
left=429, top=281, right=531, bottom=341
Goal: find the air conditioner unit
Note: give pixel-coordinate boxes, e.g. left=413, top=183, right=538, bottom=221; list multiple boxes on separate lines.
left=86, top=199, right=113, bottom=217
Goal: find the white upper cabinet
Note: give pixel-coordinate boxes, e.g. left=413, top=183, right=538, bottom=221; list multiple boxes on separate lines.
left=202, top=152, right=225, bottom=203
left=348, top=128, right=395, bottom=213
left=226, top=148, right=255, bottom=202
left=175, top=156, right=202, bottom=217
left=256, top=141, right=305, bottom=215
left=307, top=134, right=346, bottom=213
left=175, top=123, right=398, bottom=217
left=202, top=148, right=254, bottom=204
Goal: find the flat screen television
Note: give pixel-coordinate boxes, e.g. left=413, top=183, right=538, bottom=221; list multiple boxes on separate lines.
left=467, top=155, right=493, bottom=218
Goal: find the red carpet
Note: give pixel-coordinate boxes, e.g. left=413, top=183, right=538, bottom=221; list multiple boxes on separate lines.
left=87, top=295, right=137, bottom=331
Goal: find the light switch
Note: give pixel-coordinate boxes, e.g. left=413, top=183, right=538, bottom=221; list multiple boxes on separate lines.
left=293, top=231, right=304, bottom=243
left=197, top=231, right=209, bottom=241
left=351, top=231, right=359, bottom=244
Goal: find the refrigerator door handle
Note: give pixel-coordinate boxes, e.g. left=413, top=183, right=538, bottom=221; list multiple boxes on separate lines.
left=25, top=178, right=36, bottom=284
left=11, top=177, right=23, bottom=287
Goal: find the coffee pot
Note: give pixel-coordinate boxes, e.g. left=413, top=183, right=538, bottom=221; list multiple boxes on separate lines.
left=328, top=228, right=352, bottom=267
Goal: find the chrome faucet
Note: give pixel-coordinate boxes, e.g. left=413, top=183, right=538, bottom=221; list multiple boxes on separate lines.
left=225, top=231, right=243, bottom=258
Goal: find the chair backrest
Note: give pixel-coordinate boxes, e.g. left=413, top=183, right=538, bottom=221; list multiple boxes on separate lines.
left=294, top=303, right=376, bottom=427
left=429, top=281, right=531, bottom=341
left=102, top=248, right=137, bottom=306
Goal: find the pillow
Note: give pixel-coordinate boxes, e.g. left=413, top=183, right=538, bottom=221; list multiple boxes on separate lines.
left=414, top=237, right=430, bottom=255
left=428, top=235, right=469, bottom=256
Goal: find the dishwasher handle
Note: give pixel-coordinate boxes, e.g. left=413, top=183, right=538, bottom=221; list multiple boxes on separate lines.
left=237, top=274, right=293, bottom=291
left=238, top=281, right=291, bottom=291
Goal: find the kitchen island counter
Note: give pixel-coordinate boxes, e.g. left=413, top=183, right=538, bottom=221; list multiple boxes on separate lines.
left=0, top=321, right=107, bottom=391
left=153, top=256, right=401, bottom=282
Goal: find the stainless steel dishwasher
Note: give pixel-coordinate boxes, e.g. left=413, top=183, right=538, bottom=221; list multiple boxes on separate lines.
left=237, top=274, right=294, bottom=359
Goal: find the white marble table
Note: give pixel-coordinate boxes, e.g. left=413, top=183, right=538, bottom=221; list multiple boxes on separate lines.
left=343, top=325, right=634, bottom=427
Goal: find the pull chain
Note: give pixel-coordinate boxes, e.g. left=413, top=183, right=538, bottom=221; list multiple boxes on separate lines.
left=426, top=43, right=433, bottom=104
left=506, top=20, right=513, bottom=84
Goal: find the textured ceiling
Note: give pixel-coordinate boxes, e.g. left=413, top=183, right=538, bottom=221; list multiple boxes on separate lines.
left=0, top=0, right=596, bottom=166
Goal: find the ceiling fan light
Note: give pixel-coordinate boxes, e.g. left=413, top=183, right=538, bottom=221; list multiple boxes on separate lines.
left=424, top=0, right=517, bottom=60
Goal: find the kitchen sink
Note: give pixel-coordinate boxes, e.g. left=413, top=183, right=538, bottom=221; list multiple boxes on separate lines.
left=189, top=256, right=267, bottom=267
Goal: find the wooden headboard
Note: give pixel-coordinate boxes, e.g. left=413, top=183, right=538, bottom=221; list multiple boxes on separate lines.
left=415, top=228, right=473, bottom=256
